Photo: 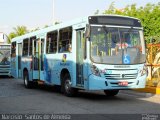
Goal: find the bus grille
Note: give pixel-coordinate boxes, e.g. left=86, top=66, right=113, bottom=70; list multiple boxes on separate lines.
left=0, top=65, right=11, bottom=75
left=104, top=69, right=138, bottom=80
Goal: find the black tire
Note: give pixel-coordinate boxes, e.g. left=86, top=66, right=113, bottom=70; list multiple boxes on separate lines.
left=23, top=71, right=32, bottom=88
left=104, top=90, right=119, bottom=96
left=62, top=74, right=77, bottom=97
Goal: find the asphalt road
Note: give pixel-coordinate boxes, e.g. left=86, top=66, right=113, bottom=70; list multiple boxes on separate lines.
left=0, top=77, right=160, bottom=120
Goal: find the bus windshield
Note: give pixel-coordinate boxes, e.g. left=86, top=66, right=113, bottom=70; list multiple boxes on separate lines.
left=90, top=26, right=146, bottom=64
left=0, top=46, right=10, bottom=65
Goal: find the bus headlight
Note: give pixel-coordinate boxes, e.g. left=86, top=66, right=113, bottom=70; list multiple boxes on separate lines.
left=140, top=64, right=148, bottom=76
left=91, top=64, right=101, bottom=77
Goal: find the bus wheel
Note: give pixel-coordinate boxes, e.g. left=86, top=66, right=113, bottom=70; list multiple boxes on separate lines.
left=63, top=74, right=77, bottom=97
left=24, top=71, right=32, bottom=89
left=104, top=90, right=119, bottom=96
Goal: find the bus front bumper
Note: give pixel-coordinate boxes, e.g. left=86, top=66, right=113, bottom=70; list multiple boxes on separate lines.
left=88, top=74, right=146, bottom=90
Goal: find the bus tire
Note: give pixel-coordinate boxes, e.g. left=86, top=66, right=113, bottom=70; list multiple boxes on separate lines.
left=62, top=74, right=77, bottom=97
left=104, top=90, right=119, bottom=96
left=23, top=71, right=32, bottom=89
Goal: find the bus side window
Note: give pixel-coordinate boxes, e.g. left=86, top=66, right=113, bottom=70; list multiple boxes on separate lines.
left=58, top=27, right=72, bottom=53
left=11, top=42, right=16, bottom=57
left=22, top=38, right=29, bottom=56
left=46, top=31, right=58, bottom=54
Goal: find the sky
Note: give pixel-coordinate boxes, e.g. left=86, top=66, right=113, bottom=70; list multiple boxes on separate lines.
left=0, top=0, right=159, bottom=35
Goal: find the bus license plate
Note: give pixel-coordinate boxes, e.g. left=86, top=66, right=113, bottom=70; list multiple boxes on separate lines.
left=118, top=81, right=128, bottom=86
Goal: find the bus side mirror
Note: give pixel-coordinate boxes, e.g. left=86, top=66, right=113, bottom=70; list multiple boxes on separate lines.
left=85, top=24, right=90, bottom=38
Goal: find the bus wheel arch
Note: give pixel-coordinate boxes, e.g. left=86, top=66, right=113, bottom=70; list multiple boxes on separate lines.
left=23, top=68, right=32, bottom=88
left=60, top=69, right=77, bottom=97
left=60, top=69, right=69, bottom=84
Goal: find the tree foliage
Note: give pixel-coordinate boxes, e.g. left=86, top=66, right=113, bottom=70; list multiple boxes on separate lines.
left=103, top=2, right=160, bottom=43
left=7, top=26, right=28, bottom=43
left=13, top=26, right=28, bottom=36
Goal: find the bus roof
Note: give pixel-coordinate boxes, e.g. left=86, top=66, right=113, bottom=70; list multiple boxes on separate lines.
left=90, top=14, right=140, bottom=21
left=11, top=16, right=88, bottom=43
left=11, top=15, right=141, bottom=43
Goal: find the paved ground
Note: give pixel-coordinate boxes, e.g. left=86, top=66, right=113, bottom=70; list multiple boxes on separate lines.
left=0, top=77, right=160, bottom=120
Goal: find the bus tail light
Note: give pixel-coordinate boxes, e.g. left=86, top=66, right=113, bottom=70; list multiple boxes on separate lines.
left=91, top=64, right=101, bottom=76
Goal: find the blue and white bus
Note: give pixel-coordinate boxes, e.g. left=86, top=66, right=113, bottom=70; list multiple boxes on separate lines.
left=0, top=44, right=11, bottom=76
left=11, top=15, right=147, bottom=96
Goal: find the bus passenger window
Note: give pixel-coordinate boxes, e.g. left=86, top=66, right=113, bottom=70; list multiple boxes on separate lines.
left=46, top=31, right=58, bottom=54
left=59, top=27, right=72, bottom=53
left=22, top=38, right=29, bottom=56
left=59, top=44, right=65, bottom=52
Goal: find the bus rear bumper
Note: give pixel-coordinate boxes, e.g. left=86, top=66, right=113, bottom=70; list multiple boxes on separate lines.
left=88, top=74, right=146, bottom=90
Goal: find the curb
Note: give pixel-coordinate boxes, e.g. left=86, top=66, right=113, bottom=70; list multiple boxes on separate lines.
left=120, top=90, right=160, bottom=98
left=135, top=87, right=160, bottom=95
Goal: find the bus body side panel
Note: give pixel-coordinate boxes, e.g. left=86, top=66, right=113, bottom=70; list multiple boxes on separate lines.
left=44, top=53, right=74, bottom=86
left=44, top=54, right=60, bottom=85
left=58, top=53, right=73, bottom=85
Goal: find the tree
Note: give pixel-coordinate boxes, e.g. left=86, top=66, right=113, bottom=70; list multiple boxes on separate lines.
left=7, top=26, right=28, bottom=43
left=13, top=26, right=28, bottom=36
left=103, top=2, right=160, bottom=44
left=104, top=2, right=115, bottom=14
left=7, top=32, right=17, bottom=43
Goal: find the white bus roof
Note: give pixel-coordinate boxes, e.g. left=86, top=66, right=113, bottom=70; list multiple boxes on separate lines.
left=11, top=15, right=141, bottom=43
left=11, top=16, right=89, bottom=43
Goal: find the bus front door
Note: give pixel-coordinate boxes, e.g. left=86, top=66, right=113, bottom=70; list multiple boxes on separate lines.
left=76, top=29, right=85, bottom=87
